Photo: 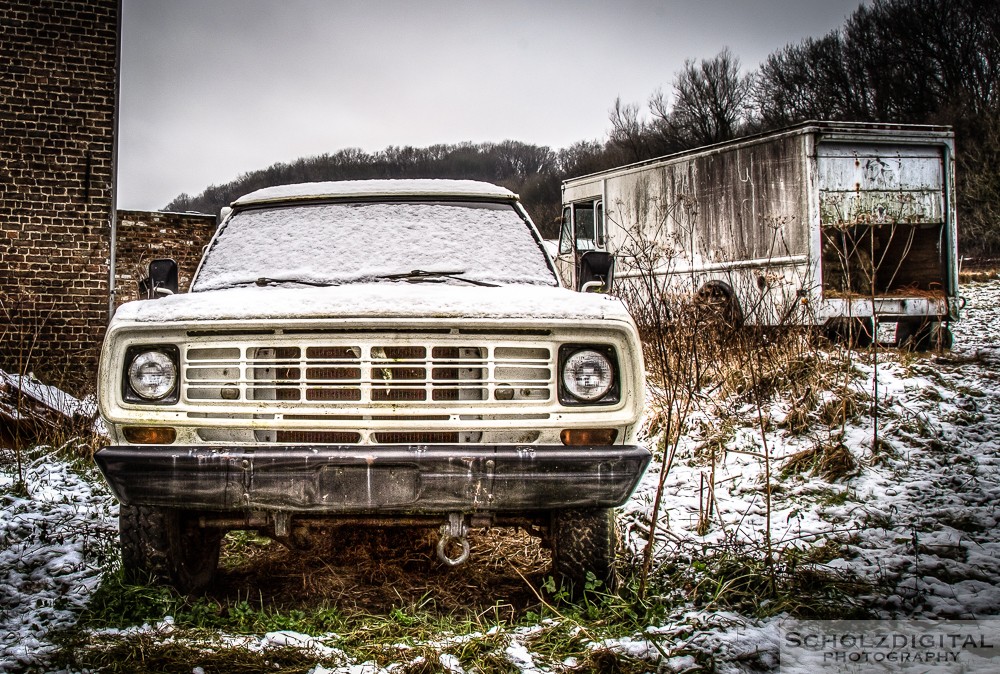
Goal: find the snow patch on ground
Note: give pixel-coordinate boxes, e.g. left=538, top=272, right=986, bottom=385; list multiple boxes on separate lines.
left=0, top=451, right=116, bottom=672
left=624, top=281, right=1000, bottom=622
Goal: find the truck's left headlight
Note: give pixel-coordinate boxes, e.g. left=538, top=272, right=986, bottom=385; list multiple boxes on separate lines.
left=559, top=345, right=620, bottom=405
left=124, top=346, right=179, bottom=403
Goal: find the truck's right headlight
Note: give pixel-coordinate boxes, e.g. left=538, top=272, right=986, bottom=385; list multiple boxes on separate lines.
left=124, top=346, right=179, bottom=403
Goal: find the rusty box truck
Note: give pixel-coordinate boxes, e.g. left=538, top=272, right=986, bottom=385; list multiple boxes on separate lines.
left=556, top=121, right=960, bottom=348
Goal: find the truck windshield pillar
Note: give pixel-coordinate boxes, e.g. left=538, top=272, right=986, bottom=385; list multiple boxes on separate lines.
left=574, top=202, right=597, bottom=251
left=559, top=206, right=573, bottom=255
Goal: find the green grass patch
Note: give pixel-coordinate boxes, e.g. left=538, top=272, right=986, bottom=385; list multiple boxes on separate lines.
left=59, top=569, right=681, bottom=673
left=649, top=540, right=872, bottom=620
left=53, top=527, right=879, bottom=673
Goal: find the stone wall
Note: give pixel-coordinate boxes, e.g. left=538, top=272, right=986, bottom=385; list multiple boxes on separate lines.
left=0, top=0, right=119, bottom=393
left=115, top=210, right=217, bottom=305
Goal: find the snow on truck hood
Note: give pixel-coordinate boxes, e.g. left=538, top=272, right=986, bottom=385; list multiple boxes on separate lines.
left=112, top=283, right=634, bottom=325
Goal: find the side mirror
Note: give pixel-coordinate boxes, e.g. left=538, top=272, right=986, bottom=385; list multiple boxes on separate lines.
left=578, top=250, right=615, bottom=293
left=139, top=259, right=179, bottom=299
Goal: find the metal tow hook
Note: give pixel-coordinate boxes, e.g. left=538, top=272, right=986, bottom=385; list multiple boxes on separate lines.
left=436, top=512, right=470, bottom=567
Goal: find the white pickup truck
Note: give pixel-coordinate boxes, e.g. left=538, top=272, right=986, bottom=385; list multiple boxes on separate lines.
left=96, top=179, right=650, bottom=593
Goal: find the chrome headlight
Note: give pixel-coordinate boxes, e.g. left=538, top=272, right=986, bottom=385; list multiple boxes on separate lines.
left=125, top=348, right=178, bottom=402
left=560, top=347, right=617, bottom=403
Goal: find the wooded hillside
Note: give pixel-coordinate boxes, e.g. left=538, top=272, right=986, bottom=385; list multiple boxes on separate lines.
left=168, top=0, right=1000, bottom=257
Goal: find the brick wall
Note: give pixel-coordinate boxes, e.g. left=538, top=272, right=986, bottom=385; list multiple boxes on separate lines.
left=115, top=210, right=217, bottom=305
left=0, top=0, right=119, bottom=394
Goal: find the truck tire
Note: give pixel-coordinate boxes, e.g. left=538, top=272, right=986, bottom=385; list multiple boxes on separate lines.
left=550, top=508, right=617, bottom=596
left=120, top=505, right=222, bottom=593
left=120, top=504, right=170, bottom=584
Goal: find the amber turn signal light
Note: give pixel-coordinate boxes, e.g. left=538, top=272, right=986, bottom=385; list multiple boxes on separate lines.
left=123, top=426, right=177, bottom=444
left=560, top=428, right=618, bottom=446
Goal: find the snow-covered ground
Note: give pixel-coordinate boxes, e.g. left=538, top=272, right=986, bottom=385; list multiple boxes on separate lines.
left=625, top=279, right=1000, bottom=621
left=0, top=449, right=116, bottom=671
left=2, top=281, right=999, bottom=673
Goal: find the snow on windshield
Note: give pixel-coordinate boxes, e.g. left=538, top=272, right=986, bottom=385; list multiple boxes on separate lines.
left=192, top=201, right=557, bottom=291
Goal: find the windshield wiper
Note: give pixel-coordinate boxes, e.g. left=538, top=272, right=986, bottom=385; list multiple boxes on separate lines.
left=378, top=269, right=498, bottom=287
left=252, top=277, right=338, bottom=288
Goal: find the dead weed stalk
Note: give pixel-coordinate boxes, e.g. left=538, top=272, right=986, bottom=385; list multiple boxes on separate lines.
left=612, top=195, right=885, bottom=607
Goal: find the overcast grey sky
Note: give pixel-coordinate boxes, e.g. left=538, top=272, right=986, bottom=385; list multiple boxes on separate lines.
left=118, top=0, right=865, bottom=211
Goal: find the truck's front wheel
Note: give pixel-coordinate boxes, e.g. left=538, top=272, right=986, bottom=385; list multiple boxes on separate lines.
left=120, top=505, right=222, bottom=593
left=694, top=282, right=744, bottom=331
left=550, top=508, right=617, bottom=596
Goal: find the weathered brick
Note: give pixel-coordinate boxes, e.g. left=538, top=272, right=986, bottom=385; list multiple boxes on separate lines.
left=0, top=0, right=117, bottom=394
left=115, top=210, right=217, bottom=304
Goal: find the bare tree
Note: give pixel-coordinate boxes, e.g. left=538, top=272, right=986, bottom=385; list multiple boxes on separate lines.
left=958, top=112, right=1000, bottom=259
left=608, top=97, right=654, bottom=163
left=557, top=139, right=617, bottom=179
left=754, top=33, right=872, bottom=127
left=654, top=48, right=755, bottom=147
left=843, top=0, right=1000, bottom=123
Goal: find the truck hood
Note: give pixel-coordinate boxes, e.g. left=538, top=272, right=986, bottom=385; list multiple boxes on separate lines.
left=112, top=283, right=634, bottom=324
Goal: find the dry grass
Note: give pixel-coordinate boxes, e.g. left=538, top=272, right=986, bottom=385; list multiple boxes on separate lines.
left=212, top=525, right=552, bottom=620
left=782, top=442, right=859, bottom=482
left=778, top=387, right=819, bottom=435
left=959, top=261, right=1000, bottom=283
left=565, top=648, right=651, bottom=673
left=818, top=388, right=867, bottom=427
left=720, top=350, right=817, bottom=402
left=822, top=286, right=948, bottom=299
left=960, top=269, right=1000, bottom=283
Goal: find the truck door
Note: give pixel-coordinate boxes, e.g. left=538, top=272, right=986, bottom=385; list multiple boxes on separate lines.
left=556, top=200, right=605, bottom=290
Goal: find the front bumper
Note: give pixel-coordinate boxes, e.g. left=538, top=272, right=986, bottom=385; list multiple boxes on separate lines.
left=95, top=444, right=651, bottom=514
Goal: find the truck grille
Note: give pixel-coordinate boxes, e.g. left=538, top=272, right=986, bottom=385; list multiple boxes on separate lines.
left=182, top=339, right=553, bottom=409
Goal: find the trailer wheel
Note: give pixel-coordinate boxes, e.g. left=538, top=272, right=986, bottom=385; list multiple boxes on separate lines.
left=694, top=282, right=743, bottom=330
left=825, top=317, right=874, bottom=348
left=120, top=505, right=222, bottom=593
left=550, top=508, right=617, bottom=597
left=897, top=320, right=952, bottom=351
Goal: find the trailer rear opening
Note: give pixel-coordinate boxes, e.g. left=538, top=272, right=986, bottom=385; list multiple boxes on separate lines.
left=818, top=144, right=949, bottom=299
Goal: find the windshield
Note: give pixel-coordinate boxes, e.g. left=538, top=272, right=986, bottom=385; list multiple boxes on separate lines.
left=191, top=200, right=559, bottom=291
